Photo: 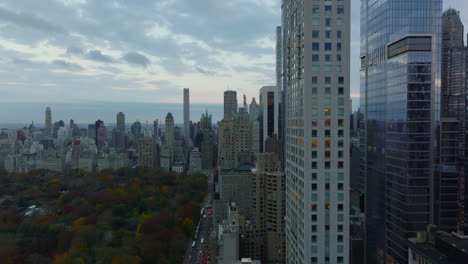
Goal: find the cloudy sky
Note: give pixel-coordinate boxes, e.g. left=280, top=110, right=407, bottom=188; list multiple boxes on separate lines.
left=0, top=0, right=466, bottom=108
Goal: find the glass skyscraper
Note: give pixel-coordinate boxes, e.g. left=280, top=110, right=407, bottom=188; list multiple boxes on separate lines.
left=283, top=0, right=351, bottom=263
left=439, top=9, right=468, bottom=236
left=360, top=0, right=442, bottom=263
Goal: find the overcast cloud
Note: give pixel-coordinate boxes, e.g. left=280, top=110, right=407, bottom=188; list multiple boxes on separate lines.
left=0, top=0, right=466, bottom=108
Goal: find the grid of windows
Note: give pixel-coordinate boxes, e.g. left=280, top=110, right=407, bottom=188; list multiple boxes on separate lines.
left=284, top=0, right=349, bottom=263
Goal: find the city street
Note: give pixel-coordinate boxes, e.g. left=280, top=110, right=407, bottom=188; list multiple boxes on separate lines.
left=185, top=173, right=214, bottom=264
left=184, top=201, right=213, bottom=264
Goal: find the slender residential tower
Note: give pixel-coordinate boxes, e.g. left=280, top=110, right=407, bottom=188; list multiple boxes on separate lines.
left=276, top=26, right=282, bottom=90
left=183, top=88, right=191, bottom=146
left=283, top=0, right=351, bottom=263
left=45, top=107, right=52, bottom=137
left=360, top=0, right=442, bottom=263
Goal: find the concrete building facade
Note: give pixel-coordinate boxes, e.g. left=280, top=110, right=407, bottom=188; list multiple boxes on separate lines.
left=283, top=0, right=351, bottom=263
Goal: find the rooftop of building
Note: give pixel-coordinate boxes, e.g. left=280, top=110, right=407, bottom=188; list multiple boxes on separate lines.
left=437, top=232, right=468, bottom=254
left=237, top=163, right=254, bottom=171
left=443, top=8, right=460, bottom=17
left=220, top=163, right=254, bottom=172
left=407, top=240, right=451, bottom=264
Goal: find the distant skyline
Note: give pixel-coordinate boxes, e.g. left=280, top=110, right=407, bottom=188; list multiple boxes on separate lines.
left=0, top=0, right=466, bottom=109
left=0, top=102, right=224, bottom=127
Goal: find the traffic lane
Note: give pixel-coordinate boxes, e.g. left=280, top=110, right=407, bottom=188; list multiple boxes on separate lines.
left=190, top=223, right=207, bottom=263
left=191, top=217, right=212, bottom=263
left=188, top=223, right=206, bottom=263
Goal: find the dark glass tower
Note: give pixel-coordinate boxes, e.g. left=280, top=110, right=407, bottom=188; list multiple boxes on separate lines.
left=360, top=0, right=442, bottom=263
left=439, top=9, right=468, bottom=235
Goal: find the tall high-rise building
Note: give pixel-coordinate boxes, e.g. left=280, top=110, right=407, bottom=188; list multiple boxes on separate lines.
left=184, top=88, right=191, bottom=146
left=138, top=136, right=155, bottom=168
left=252, top=152, right=285, bottom=263
left=71, top=124, right=80, bottom=138
left=249, top=98, right=260, bottom=123
left=53, top=120, right=64, bottom=139
left=218, top=108, right=253, bottom=170
left=131, top=121, right=142, bottom=143
left=439, top=9, right=468, bottom=235
left=249, top=98, right=261, bottom=153
left=87, top=124, right=96, bottom=139
left=361, top=0, right=442, bottom=263
left=189, top=148, right=202, bottom=173
left=200, top=109, right=212, bottom=130
left=113, top=112, right=126, bottom=150
left=260, top=86, right=280, bottom=151
left=276, top=26, right=282, bottom=90
left=200, top=110, right=215, bottom=170
left=165, top=112, right=175, bottom=149
left=95, top=120, right=106, bottom=151
left=224, top=90, right=238, bottom=120
left=283, top=0, right=351, bottom=263
left=153, top=119, right=160, bottom=139
left=117, top=112, right=125, bottom=132
left=45, top=107, right=52, bottom=137
left=277, top=25, right=285, bottom=168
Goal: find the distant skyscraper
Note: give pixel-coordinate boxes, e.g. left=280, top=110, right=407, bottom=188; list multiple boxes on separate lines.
left=200, top=110, right=215, bottom=170
left=153, top=119, right=160, bottom=139
left=361, top=0, right=442, bottom=263
left=249, top=98, right=260, bottom=123
left=439, top=9, right=468, bottom=235
left=189, top=148, right=203, bottom=173
left=131, top=121, right=142, bottom=143
left=218, top=108, right=253, bottom=170
left=165, top=113, right=175, bottom=148
left=200, top=109, right=212, bottom=131
left=117, top=112, right=125, bottom=132
left=113, top=112, right=126, bottom=150
left=138, top=136, right=155, bottom=168
left=45, top=107, right=52, bottom=137
left=53, top=120, right=64, bottom=139
left=259, top=86, right=280, bottom=151
left=183, top=88, right=191, bottom=146
left=95, top=120, right=106, bottom=151
left=283, top=0, right=351, bottom=263
left=87, top=124, right=96, bottom=139
left=71, top=124, right=80, bottom=138
left=224, top=90, right=238, bottom=120
left=249, top=98, right=261, bottom=153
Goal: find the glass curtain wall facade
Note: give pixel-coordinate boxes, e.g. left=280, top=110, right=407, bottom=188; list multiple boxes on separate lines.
left=283, top=0, right=351, bottom=263
left=439, top=9, right=468, bottom=235
left=360, top=0, right=442, bottom=263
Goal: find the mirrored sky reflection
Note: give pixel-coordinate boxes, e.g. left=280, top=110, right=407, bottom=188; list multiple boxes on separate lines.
left=0, top=0, right=466, bottom=113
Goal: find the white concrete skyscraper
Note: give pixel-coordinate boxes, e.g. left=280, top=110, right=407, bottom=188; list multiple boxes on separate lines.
left=283, top=0, right=351, bottom=263
left=183, top=88, right=191, bottom=146
left=45, top=107, right=52, bottom=137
